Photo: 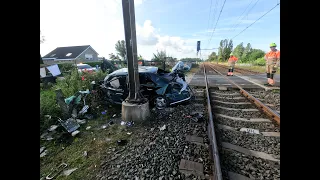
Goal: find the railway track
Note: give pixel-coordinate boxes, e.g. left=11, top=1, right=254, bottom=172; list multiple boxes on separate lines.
left=94, top=63, right=280, bottom=180
left=199, top=63, right=280, bottom=180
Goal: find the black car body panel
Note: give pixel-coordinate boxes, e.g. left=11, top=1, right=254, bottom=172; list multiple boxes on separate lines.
left=103, top=66, right=192, bottom=107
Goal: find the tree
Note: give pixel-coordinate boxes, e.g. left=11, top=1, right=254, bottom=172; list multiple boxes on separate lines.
left=115, top=40, right=126, bottom=62
left=241, top=43, right=252, bottom=62
left=217, top=39, right=233, bottom=61
left=109, top=53, right=120, bottom=60
left=233, top=42, right=244, bottom=59
left=208, top=52, right=218, bottom=62
left=152, top=50, right=167, bottom=62
left=138, top=54, right=144, bottom=61
left=40, top=30, right=45, bottom=44
left=248, top=49, right=265, bottom=62
left=223, top=39, right=233, bottom=60
left=180, top=58, right=201, bottom=62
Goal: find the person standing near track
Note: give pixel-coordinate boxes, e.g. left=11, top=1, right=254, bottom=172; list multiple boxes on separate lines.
left=264, top=43, right=280, bottom=86
left=227, top=53, right=238, bottom=76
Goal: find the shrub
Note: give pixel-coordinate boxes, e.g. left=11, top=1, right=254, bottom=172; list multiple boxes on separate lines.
left=252, top=57, right=266, bottom=66
left=40, top=90, right=61, bottom=132
left=40, top=69, right=108, bottom=132
left=86, top=61, right=102, bottom=67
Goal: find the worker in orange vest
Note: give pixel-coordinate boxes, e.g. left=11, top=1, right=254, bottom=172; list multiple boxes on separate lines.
left=264, top=43, right=280, bottom=86
left=227, top=53, right=238, bottom=76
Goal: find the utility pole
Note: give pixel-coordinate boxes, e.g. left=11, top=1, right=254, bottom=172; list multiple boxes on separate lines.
left=121, top=0, right=150, bottom=122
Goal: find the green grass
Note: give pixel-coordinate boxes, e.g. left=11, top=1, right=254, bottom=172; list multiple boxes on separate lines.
left=40, top=112, right=132, bottom=179
left=217, top=62, right=280, bottom=74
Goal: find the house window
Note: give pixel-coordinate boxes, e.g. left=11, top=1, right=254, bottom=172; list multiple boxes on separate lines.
left=66, top=53, right=72, bottom=57
left=85, top=54, right=93, bottom=60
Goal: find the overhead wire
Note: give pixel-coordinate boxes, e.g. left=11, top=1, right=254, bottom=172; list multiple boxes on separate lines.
left=230, top=0, right=261, bottom=32
left=206, top=0, right=227, bottom=49
left=231, top=2, right=280, bottom=40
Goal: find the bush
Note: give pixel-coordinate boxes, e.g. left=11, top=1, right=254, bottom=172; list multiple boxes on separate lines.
left=40, top=69, right=108, bottom=132
left=40, top=90, right=61, bottom=132
left=58, top=63, right=76, bottom=74
left=252, top=57, right=266, bottom=66
left=86, top=61, right=102, bottom=67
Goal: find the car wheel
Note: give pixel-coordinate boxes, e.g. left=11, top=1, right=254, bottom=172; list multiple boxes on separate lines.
left=153, top=96, right=167, bottom=109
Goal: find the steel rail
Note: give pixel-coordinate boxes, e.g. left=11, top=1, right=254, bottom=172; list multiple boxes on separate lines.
left=203, top=64, right=223, bottom=180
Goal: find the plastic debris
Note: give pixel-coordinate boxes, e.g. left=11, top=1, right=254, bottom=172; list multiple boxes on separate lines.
left=86, top=126, right=91, bottom=130
left=40, top=150, right=48, bottom=158
left=63, top=168, right=78, bottom=176
left=46, top=163, right=67, bottom=179
left=101, top=110, right=107, bottom=115
left=71, top=130, right=80, bottom=137
left=126, top=121, right=134, bottom=127
left=127, top=132, right=132, bottom=135
left=40, top=147, right=46, bottom=154
left=83, top=151, right=88, bottom=157
left=76, top=119, right=86, bottom=124
left=159, top=125, right=166, bottom=131
left=112, top=114, right=116, bottom=117
left=48, top=125, right=58, bottom=131
left=120, top=121, right=126, bottom=126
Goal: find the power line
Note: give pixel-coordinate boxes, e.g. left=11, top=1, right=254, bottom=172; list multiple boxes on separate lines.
left=208, top=0, right=220, bottom=33
left=204, top=0, right=214, bottom=50
left=229, top=0, right=255, bottom=31
left=231, top=2, right=280, bottom=40
left=231, top=0, right=261, bottom=32
left=206, top=0, right=219, bottom=45
left=206, top=0, right=214, bottom=35
left=206, top=0, right=227, bottom=48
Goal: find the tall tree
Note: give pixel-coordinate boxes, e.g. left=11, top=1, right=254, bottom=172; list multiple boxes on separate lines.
left=115, top=40, right=126, bottom=63
left=152, top=50, right=167, bottom=62
left=218, top=39, right=233, bottom=61
left=233, top=42, right=244, bottom=58
left=241, top=43, right=252, bottom=62
left=223, top=39, right=233, bottom=59
left=109, top=53, right=120, bottom=60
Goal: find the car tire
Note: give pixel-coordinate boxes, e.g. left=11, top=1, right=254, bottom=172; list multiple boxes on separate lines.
left=153, top=96, right=168, bottom=109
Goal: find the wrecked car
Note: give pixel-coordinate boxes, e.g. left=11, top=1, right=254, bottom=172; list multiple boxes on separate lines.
left=103, top=66, right=194, bottom=109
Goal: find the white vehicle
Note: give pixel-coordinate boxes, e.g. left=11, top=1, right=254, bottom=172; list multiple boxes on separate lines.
left=76, top=63, right=97, bottom=73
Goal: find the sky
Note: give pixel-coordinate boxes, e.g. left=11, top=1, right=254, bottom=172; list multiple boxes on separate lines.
left=40, top=0, right=280, bottom=60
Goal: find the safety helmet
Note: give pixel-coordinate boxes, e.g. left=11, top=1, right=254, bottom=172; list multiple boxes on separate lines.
left=270, top=43, right=277, bottom=47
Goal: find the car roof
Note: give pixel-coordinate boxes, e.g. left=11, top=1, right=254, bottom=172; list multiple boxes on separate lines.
left=77, top=64, right=90, bottom=66
left=108, top=66, right=158, bottom=76
left=104, top=66, right=159, bottom=82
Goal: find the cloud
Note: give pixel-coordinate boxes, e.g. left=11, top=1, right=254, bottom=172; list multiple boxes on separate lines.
left=136, top=20, right=159, bottom=45
left=134, top=0, right=146, bottom=5
left=135, top=20, right=197, bottom=56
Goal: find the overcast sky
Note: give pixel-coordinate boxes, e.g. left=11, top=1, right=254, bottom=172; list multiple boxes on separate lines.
left=40, top=0, right=280, bottom=60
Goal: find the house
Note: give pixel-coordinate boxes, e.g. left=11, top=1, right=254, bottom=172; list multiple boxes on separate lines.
left=42, top=45, right=99, bottom=64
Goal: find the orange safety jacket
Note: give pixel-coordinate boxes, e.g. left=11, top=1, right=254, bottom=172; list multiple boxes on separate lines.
left=228, top=56, right=238, bottom=62
left=264, top=50, right=280, bottom=65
